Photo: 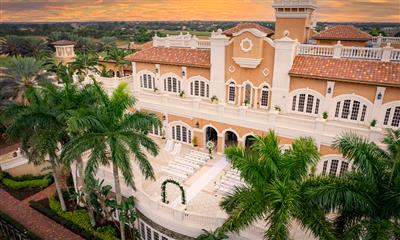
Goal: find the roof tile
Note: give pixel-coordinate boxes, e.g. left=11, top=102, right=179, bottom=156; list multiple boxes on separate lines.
left=313, top=25, right=372, bottom=41
left=223, top=23, right=274, bottom=37
left=290, top=55, right=400, bottom=86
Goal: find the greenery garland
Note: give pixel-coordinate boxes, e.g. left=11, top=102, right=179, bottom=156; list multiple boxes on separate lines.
left=161, top=179, right=186, bottom=205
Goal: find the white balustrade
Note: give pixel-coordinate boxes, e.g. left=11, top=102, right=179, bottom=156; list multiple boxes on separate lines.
left=372, top=36, right=400, bottom=45
left=341, top=47, right=382, bottom=60
left=390, top=49, right=400, bottom=61
left=297, top=44, right=334, bottom=56
left=153, top=33, right=210, bottom=49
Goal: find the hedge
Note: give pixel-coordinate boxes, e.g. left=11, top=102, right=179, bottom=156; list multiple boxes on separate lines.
left=2, top=177, right=52, bottom=190
left=30, top=195, right=118, bottom=240
left=0, top=210, right=42, bottom=240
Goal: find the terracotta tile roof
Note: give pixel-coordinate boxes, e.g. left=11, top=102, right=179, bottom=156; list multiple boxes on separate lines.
left=313, top=25, right=372, bottom=41
left=125, top=47, right=210, bottom=68
left=51, top=40, right=76, bottom=46
left=290, top=55, right=400, bottom=86
left=223, top=23, right=274, bottom=37
left=129, top=41, right=153, bottom=50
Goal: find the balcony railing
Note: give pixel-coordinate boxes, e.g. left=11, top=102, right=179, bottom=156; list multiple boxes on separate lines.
left=153, top=33, right=210, bottom=49
left=372, top=36, right=400, bottom=45
left=298, top=44, right=400, bottom=61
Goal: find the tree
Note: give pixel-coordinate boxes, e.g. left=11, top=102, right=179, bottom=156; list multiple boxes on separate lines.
left=306, top=130, right=400, bottom=239
left=103, top=48, right=132, bottom=77
left=1, top=57, right=49, bottom=105
left=0, top=35, right=25, bottom=56
left=99, top=37, right=117, bottom=52
left=62, top=82, right=161, bottom=240
left=69, top=52, right=99, bottom=82
left=1, top=86, right=68, bottom=211
left=196, top=228, right=228, bottom=240
left=220, top=131, right=335, bottom=240
left=20, top=37, right=51, bottom=59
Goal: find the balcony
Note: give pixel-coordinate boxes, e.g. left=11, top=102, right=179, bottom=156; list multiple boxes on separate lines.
left=153, top=33, right=211, bottom=49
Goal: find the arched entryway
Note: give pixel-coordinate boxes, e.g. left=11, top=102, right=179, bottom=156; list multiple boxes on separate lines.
left=245, top=135, right=256, bottom=149
left=205, top=126, right=218, bottom=149
left=224, top=131, right=238, bottom=148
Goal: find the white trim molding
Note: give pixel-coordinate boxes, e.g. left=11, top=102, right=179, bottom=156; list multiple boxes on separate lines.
left=232, top=57, right=262, bottom=68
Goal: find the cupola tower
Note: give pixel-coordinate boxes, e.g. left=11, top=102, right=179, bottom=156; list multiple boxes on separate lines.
left=272, top=0, right=317, bottom=43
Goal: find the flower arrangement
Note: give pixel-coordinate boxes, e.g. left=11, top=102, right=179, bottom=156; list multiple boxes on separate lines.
left=206, top=140, right=215, bottom=159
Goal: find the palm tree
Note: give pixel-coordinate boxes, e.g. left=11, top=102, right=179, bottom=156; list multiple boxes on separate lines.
left=0, top=35, right=25, bottom=56
left=103, top=48, right=132, bottom=77
left=219, top=131, right=335, bottom=240
left=69, top=52, right=99, bottom=82
left=306, top=130, right=400, bottom=239
left=62, top=82, right=161, bottom=240
left=196, top=228, right=228, bottom=240
left=1, top=86, right=68, bottom=211
left=1, top=57, right=49, bottom=105
left=21, top=37, right=51, bottom=59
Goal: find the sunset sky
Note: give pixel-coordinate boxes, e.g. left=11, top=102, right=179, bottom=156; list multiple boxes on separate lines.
left=1, top=0, right=399, bottom=23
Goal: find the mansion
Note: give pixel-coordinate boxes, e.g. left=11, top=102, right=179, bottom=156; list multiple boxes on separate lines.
left=50, top=0, right=400, bottom=239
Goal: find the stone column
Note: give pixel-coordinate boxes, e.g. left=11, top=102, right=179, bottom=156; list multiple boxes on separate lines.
left=210, top=29, right=229, bottom=104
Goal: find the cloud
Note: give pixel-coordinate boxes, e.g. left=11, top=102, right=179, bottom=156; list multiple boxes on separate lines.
left=1, top=0, right=398, bottom=22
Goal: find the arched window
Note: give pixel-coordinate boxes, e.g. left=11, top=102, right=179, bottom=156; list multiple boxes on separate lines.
left=244, top=84, right=252, bottom=104
left=171, top=124, right=192, bottom=144
left=140, top=74, right=155, bottom=90
left=228, top=82, right=236, bottom=103
left=383, top=106, right=400, bottom=128
left=260, top=86, right=269, bottom=108
left=163, top=76, right=181, bottom=93
left=149, top=125, right=162, bottom=137
left=321, top=158, right=350, bottom=176
left=291, top=93, right=320, bottom=115
left=190, top=80, right=209, bottom=98
left=334, top=99, right=367, bottom=122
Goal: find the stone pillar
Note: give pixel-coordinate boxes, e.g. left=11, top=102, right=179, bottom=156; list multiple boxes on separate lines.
left=217, top=135, right=224, bottom=154
left=270, top=34, right=298, bottom=112
left=333, top=41, right=343, bottom=59
left=132, top=62, right=140, bottom=93
left=210, top=29, right=229, bottom=104
left=381, top=43, right=393, bottom=62
left=372, top=86, right=386, bottom=125
left=253, top=88, right=258, bottom=109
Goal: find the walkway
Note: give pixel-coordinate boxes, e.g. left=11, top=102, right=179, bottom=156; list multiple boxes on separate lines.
left=0, top=185, right=83, bottom=240
left=171, top=156, right=229, bottom=206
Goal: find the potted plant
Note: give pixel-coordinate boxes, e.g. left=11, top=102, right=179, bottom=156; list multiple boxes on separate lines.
left=179, top=90, right=185, bottom=98
left=243, top=99, right=249, bottom=106
left=153, top=87, right=159, bottom=93
left=322, top=111, right=328, bottom=120
left=192, top=136, right=198, bottom=147
left=206, top=141, right=215, bottom=160
left=370, top=119, right=377, bottom=128
left=274, top=105, right=281, bottom=112
left=211, top=95, right=218, bottom=104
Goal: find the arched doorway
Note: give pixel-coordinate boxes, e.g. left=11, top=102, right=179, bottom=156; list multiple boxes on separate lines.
left=205, top=126, right=218, bottom=149
left=224, top=131, right=238, bottom=148
left=245, top=135, right=256, bottom=149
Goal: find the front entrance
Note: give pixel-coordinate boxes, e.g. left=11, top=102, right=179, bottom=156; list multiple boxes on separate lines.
left=205, top=126, right=218, bottom=149
left=224, top=131, right=238, bottom=148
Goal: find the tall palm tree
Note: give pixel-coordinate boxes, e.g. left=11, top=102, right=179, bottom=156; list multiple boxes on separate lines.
left=21, top=37, right=51, bottom=59
left=1, top=57, right=49, bottom=105
left=69, top=52, right=99, bottom=82
left=306, top=130, right=400, bottom=239
left=0, top=35, right=25, bottom=56
left=220, top=131, right=335, bottom=240
left=1, top=86, right=68, bottom=211
left=103, top=48, right=132, bottom=77
left=196, top=228, right=228, bottom=240
left=62, top=82, right=161, bottom=240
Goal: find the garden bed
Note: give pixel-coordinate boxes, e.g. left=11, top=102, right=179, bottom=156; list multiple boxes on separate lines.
left=0, top=172, right=53, bottom=200
left=29, top=194, right=120, bottom=240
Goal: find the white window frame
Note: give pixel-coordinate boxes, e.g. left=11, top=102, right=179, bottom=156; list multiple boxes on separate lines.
left=227, top=81, right=236, bottom=104
left=259, top=85, right=270, bottom=109
left=188, top=76, right=210, bottom=99
left=161, top=73, right=181, bottom=94
left=170, top=121, right=192, bottom=145
left=139, top=219, right=172, bottom=240
left=332, top=95, right=372, bottom=124
left=317, top=155, right=352, bottom=176
left=379, top=101, right=400, bottom=129
left=137, top=70, right=156, bottom=91
left=289, top=89, right=323, bottom=117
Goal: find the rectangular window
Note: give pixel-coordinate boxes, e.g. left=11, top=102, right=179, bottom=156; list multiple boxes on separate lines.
left=315, top=99, right=320, bottom=114
left=154, top=232, right=159, bottom=240
left=200, top=81, right=205, bottom=97
left=168, top=77, right=172, bottom=92
left=140, top=222, right=145, bottom=238
left=143, top=75, right=148, bottom=88
left=322, top=161, right=328, bottom=175
left=298, top=94, right=306, bottom=112
left=335, top=101, right=341, bottom=117
left=172, top=126, right=175, bottom=140
left=176, top=125, right=181, bottom=141
left=190, top=82, right=193, bottom=95
left=146, top=226, right=152, bottom=240
left=329, top=159, right=339, bottom=176
left=178, top=80, right=181, bottom=92
left=161, top=237, right=168, bottom=240
left=164, top=79, right=166, bottom=91
left=194, top=81, right=199, bottom=96
left=292, top=96, right=297, bottom=111
left=229, top=86, right=235, bottom=102
left=392, top=106, right=400, bottom=127
left=339, top=162, right=349, bottom=175
left=206, top=84, right=209, bottom=97
left=261, top=90, right=269, bottom=107
left=172, top=79, right=177, bottom=93
left=350, top=101, right=360, bottom=120
left=188, top=130, right=191, bottom=143
left=341, top=100, right=351, bottom=119
left=306, top=95, right=314, bottom=113
left=384, top=108, right=391, bottom=125
left=360, top=105, right=367, bottom=122
left=140, top=76, right=143, bottom=87
left=182, top=126, right=187, bottom=142
left=148, top=76, right=153, bottom=89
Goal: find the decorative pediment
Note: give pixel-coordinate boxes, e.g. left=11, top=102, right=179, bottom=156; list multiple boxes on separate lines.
left=232, top=57, right=262, bottom=68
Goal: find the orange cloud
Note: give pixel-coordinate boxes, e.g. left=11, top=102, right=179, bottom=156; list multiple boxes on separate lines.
left=1, top=0, right=399, bottom=22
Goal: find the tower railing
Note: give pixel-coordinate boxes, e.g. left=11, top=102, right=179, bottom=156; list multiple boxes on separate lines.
left=153, top=33, right=210, bottom=49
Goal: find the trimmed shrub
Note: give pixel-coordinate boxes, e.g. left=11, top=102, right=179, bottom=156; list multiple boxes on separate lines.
left=48, top=195, right=119, bottom=240
left=2, top=176, right=52, bottom=189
